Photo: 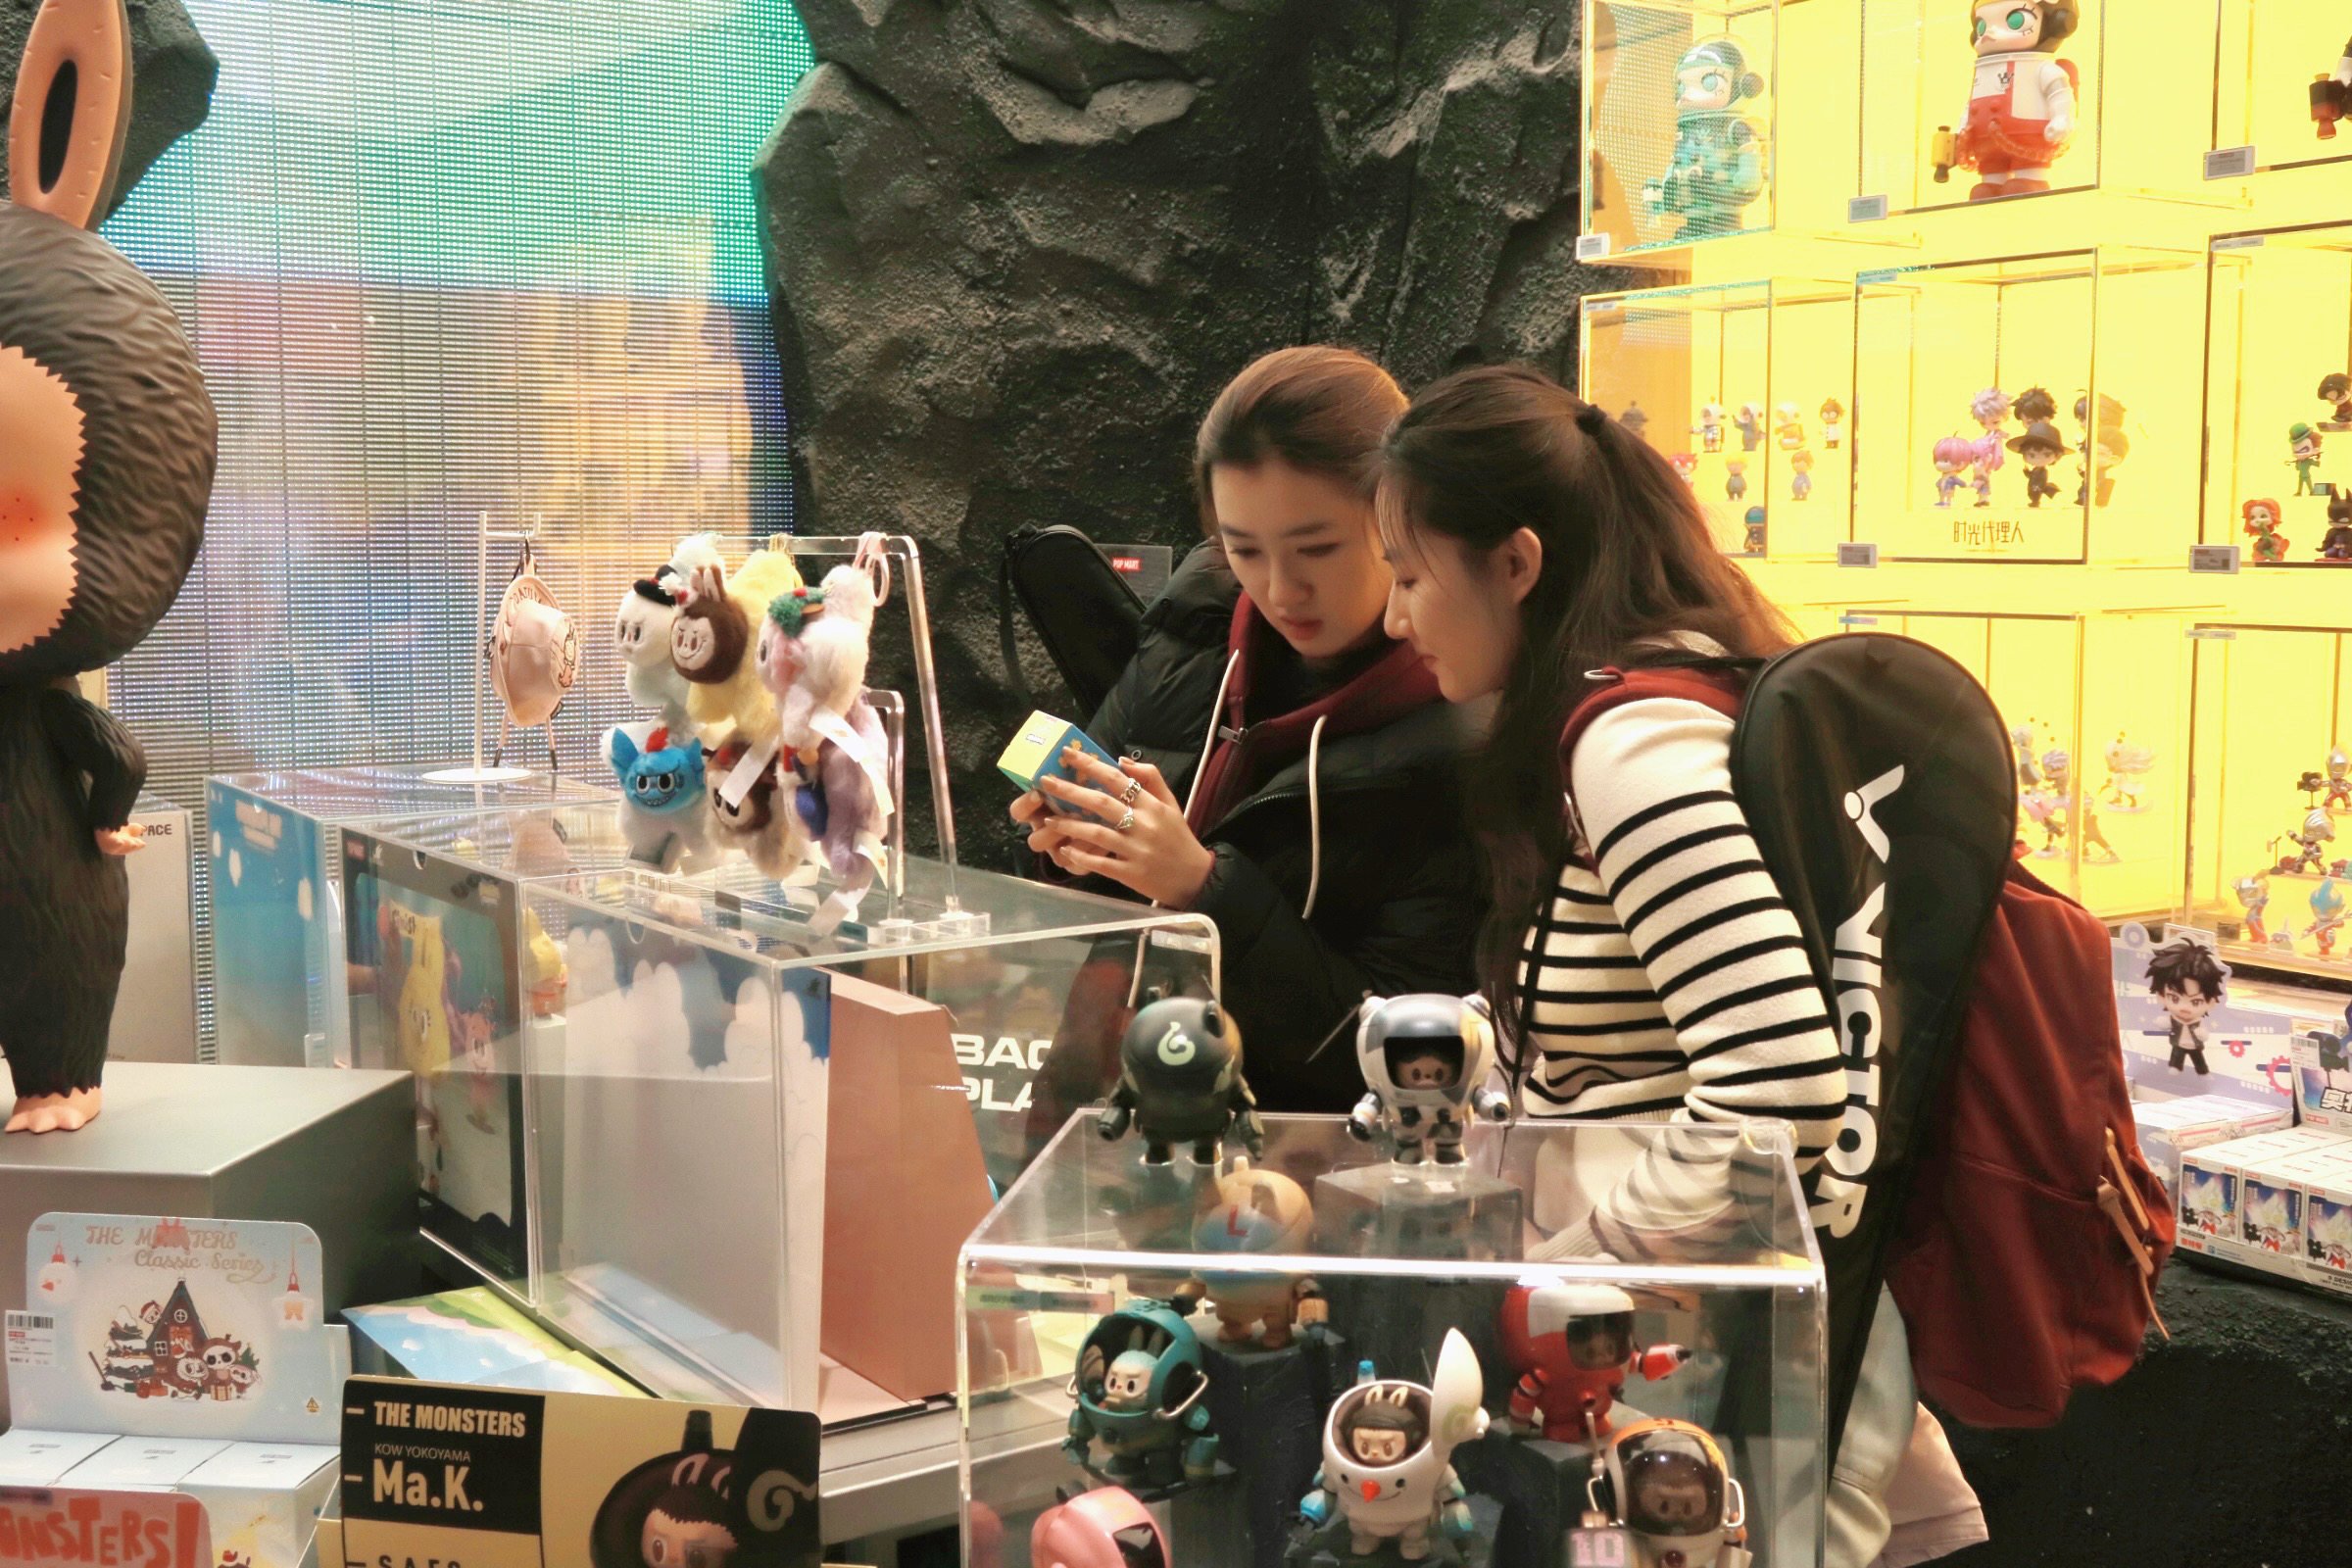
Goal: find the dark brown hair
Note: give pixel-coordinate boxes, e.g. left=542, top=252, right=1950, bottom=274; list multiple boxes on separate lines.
left=1193, top=346, right=1407, bottom=531
left=1378, top=364, right=1794, bottom=1042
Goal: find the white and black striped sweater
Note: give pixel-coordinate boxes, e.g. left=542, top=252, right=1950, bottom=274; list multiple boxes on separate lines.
left=1519, top=693, right=1846, bottom=1257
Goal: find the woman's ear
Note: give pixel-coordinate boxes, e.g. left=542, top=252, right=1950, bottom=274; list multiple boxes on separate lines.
left=1499, top=526, right=1544, bottom=607
left=8, top=0, right=135, bottom=230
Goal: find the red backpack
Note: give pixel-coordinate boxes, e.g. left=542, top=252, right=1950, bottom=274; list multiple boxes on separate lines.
left=1562, top=636, right=2173, bottom=1446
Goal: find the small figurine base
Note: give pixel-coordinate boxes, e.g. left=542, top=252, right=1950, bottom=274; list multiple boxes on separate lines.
left=1281, top=1502, right=1497, bottom=1568
left=1453, top=1433, right=1599, bottom=1568
left=1313, top=1162, right=1523, bottom=1263
left=1202, top=1333, right=1354, bottom=1568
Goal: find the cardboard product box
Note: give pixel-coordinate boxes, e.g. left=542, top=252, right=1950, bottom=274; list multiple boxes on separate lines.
left=2179, top=1129, right=2347, bottom=1263
left=2132, top=1094, right=2292, bottom=1200
left=2304, top=1158, right=2352, bottom=1298
left=2290, top=1019, right=2352, bottom=1133
left=2234, top=1149, right=2313, bottom=1277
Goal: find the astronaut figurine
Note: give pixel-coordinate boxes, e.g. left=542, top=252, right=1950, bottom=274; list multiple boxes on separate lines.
left=1500, top=1284, right=1690, bottom=1446
left=1937, top=1, right=2080, bottom=200
left=1099, top=997, right=1264, bottom=1166
left=1570, top=1419, right=1753, bottom=1568
left=1348, top=994, right=1510, bottom=1166
left=1692, top=404, right=1726, bottom=454
left=1064, top=1299, right=1220, bottom=1488
left=1642, top=39, right=1766, bottom=240
left=1294, top=1330, right=1488, bottom=1563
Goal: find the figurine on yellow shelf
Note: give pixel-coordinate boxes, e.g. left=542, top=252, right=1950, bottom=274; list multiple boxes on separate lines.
left=1724, top=457, right=1748, bottom=503
left=2100, top=733, right=2154, bottom=813
left=1774, top=403, right=1804, bottom=451
left=2315, top=37, right=2352, bottom=138
left=1788, top=450, right=1813, bottom=502
left=2319, top=373, right=2352, bottom=433
left=2235, top=875, right=2273, bottom=946
left=2277, top=809, right=2338, bottom=876
left=2322, top=493, right=2352, bottom=562
left=2007, top=420, right=2066, bottom=509
left=2325, top=749, right=2352, bottom=812
left=1693, top=405, right=1725, bottom=453
left=1619, top=403, right=1649, bottom=444
left=1937, top=2, right=2080, bottom=200
left=1733, top=404, right=1765, bottom=452
left=1819, top=398, right=1844, bottom=448
left=2308, top=879, right=2347, bottom=961
left=2289, top=424, right=2325, bottom=498
left=2076, top=394, right=2128, bottom=507
left=1642, top=40, right=1765, bottom=241
left=1933, top=436, right=1978, bottom=509
left=1742, top=507, right=1767, bottom=553
left=2243, top=499, right=2289, bottom=564
left=1671, top=452, right=1699, bottom=487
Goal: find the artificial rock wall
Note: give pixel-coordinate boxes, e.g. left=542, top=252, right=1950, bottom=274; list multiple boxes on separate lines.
left=756, top=0, right=1602, bottom=864
left=0, top=0, right=219, bottom=220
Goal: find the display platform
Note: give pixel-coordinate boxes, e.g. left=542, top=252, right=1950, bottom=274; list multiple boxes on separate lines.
left=0, top=1061, right=415, bottom=1425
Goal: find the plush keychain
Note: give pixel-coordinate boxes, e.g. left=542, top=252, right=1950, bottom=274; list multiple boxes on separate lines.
left=607, top=721, right=717, bottom=875
left=613, top=567, right=692, bottom=728
left=755, top=538, right=895, bottom=933
left=1, top=0, right=217, bottom=1133
left=669, top=546, right=802, bottom=782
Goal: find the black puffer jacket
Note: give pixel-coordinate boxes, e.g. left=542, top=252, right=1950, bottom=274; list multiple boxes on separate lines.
left=1043, top=542, right=1488, bottom=1111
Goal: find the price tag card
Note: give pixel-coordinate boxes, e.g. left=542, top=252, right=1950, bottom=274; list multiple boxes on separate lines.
left=339, top=1379, right=820, bottom=1568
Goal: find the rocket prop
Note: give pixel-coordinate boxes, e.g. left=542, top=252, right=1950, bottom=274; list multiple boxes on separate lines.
left=0, top=0, right=217, bottom=1133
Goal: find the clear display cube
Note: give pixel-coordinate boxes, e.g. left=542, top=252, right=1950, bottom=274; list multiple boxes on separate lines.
left=1585, top=0, right=1782, bottom=258
left=960, top=1114, right=1825, bottom=1568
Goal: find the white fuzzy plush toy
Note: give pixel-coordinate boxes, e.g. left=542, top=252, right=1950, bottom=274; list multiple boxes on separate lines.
left=614, top=568, right=692, bottom=728
left=775, top=562, right=879, bottom=753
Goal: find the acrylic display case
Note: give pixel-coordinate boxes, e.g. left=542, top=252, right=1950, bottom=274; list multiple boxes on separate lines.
left=959, top=1114, right=1825, bottom=1568
left=1584, top=0, right=1781, bottom=258
left=2210, top=0, right=2352, bottom=176
left=1831, top=609, right=2190, bottom=918
left=2181, top=624, right=2352, bottom=980
left=1846, top=246, right=2202, bottom=563
left=2199, top=221, right=2352, bottom=564
left=513, top=858, right=1220, bottom=1419
left=1580, top=279, right=1852, bottom=559
left=205, top=765, right=609, bottom=1070
left=1854, top=0, right=2105, bottom=214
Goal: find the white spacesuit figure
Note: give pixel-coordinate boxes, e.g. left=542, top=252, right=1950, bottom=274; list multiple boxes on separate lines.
left=1579, top=1418, right=1753, bottom=1568
left=1300, top=1329, right=1488, bottom=1561
left=1348, top=994, right=1511, bottom=1165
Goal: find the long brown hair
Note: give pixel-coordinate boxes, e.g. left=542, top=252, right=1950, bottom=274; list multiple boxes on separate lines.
left=1194, top=346, right=1407, bottom=529
left=1378, top=364, right=1794, bottom=1040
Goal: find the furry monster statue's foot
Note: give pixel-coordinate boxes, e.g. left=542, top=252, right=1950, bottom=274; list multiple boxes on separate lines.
left=7, top=1087, right=102, bottom=1134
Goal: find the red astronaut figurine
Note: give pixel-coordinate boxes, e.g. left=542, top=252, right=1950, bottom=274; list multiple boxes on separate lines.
left=1500, top=1283, right=1690, bottom=1445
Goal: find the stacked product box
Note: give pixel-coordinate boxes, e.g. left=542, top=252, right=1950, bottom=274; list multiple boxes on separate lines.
left=2178, top=1128, right=2352, bottom=1296
left=2131, top=1094, right=2290, bottom=1200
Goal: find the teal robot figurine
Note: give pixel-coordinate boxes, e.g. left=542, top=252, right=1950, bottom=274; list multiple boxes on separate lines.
left=1099, top=997, right=1265, bottom=1166
left=1642, top=39, right=1766, bottom=240
left=1064, top=1299, right=1220, bottom=1488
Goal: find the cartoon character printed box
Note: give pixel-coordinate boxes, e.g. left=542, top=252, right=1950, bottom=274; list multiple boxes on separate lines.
left=0, top=1214, right=348, bottom=1568
left=2114, top=923, right=2304, bottom=1107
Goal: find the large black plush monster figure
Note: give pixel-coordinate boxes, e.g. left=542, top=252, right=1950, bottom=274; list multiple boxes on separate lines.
left=1, top=0, right=216, bottom=1133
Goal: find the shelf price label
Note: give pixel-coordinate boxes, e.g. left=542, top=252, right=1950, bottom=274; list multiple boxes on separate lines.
left=1837, top=542, right=1880, bottom=568
left=2189, top=545, right=2241, bottom=574
left=1848, top=194, right=1889, bottom=223
left=1575, top=233, right=1613, bottom=263
left=2204, top=146, right=2257, bottom=180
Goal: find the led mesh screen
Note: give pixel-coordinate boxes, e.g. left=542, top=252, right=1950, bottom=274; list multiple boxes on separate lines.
left=98, top=0, right=816, bottom=1051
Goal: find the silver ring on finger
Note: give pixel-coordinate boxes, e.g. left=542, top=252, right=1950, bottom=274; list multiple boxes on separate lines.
left=1120, top=778, right=1143, bottom=806
left=1115, top=808, right=1138, bottom=833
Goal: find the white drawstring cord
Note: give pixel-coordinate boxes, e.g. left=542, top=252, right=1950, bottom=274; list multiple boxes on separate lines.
left=1132, top=649, right=1245, bottom=1010
left=1299, top=713, right=1328, bottom=920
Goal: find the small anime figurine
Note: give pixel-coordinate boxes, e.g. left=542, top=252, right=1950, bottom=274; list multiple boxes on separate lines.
left=2234, top=874, right=2273, bottom=945
left=1348, top=993, right=1511, bottom=1165
left=2310, top=877, right=2348, bottom=959
left=2100, top=732, right=2153, bottom=812
left=2010, top=723, right=2041, bottom=790
left=1065, top=1298, right=1219, bottom=1487
left=1, top=0, right=218, bottom=1135
left=2327, top=748, right=2352, bottom=810
left=2319, top=40, right=2352, bottom=139
left=1820, top=397, right=1845, bottom=448
left=1692, top=405, right=1725, bottom=453
left=2064, top=392, right=2125, bottom=506
left=1774, top=403, right=1804, bottom=451
left=609, top=723, right=715, bottom=874
left=2320, top=373, right=2352, bottom=432
left=1670, top=453, right=1700, bottom=487
left=1189, top=1167, right=1326, bottom=1349
left=1295, top=1330, right=1487, bottom=1563
left=1500, top=1283, right=1690, bottom=1446
left=1741, top=507, right=1768, bottom=554
left=1733, top=403, right=1765, bottom=452
left=2322, top=493, right=2352, bottom=561
left=1936, top=1, right=2080, bottom=200
left=1571, top=1420, right=1753, bottom=1568
left=2013, top=385, right=2058, bottom=425
left=1031, top=1489, right=1169, bottom=1568
left=2290, top=422, right=2325, bottom=497
left=1641, top=40, right=1766, bottom=240
left=2007, top=419, right=2067, bottom=508
left=2278, top=808, right=2337, bottom=875
left=1932, top=435, right=1978, bottom=508
left=2144, top=937, right=2227, bottom=1075
left=1100, top=997, right=1264, bottom=1166
left=2243, top=498, right=2289, bottom=563
left=1619, top=402, right=1650, bottom=444
left=1723, top=458, right=1748, bottom=503
left=1788, top=451, right=1813, bottom=502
